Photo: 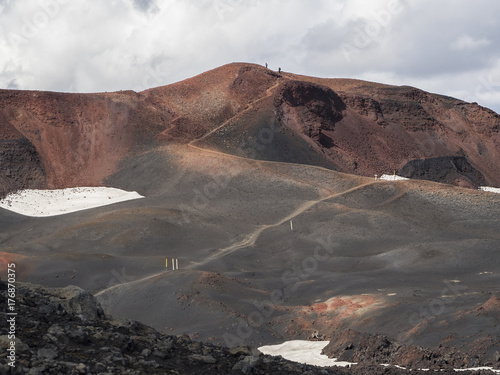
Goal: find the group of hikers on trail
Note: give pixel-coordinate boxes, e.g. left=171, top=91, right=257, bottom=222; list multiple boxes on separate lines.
left=265, top=63, right=281, bottom=73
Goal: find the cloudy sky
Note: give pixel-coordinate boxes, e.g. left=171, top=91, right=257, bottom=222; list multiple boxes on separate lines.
left=1, top=0, right=500, bottom=113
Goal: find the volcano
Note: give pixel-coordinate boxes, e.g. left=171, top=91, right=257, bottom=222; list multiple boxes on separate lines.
left=1, top=63, right=499, bottom=370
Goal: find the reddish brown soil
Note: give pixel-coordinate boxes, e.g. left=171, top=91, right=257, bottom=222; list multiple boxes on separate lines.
left=0, top=89, right=173, bottom=189
left=474, top=294, right=500, bottom=314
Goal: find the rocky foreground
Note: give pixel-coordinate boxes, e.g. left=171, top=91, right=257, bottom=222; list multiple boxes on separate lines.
left=0, top=280, right=494, bottom=375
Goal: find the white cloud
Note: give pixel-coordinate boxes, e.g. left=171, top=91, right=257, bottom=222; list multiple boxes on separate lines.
left=0, top=0, right=499, bottom=114
left=451, top=35, right=491, bottom=51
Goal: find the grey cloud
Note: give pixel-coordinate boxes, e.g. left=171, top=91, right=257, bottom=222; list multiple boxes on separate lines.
left=0, top=0, right=11, bottom=9
left=7, top=78, right=19, bottom=89
left=131, top=0, right=158, bottom=13
left=383, top=2, right=500, bottom=78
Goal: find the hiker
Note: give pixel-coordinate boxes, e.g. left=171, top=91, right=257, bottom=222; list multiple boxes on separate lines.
left=278, top=67, right=281, bottom=73
left=265, top=63, right=268, bottom=68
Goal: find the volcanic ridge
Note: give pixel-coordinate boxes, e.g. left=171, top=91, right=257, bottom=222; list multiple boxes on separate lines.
left=1, top=63, right=499, bottom=372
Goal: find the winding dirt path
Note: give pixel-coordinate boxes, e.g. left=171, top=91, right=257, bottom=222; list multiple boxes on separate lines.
left=93, top=179, right=379, bottom=298
left=202, top=180, right=378, bottom=262
left=94, top=270, right=167, bottom=297
left=93, top=77, right=381, bottom=297
left=188, top=79, right=282, bottom=146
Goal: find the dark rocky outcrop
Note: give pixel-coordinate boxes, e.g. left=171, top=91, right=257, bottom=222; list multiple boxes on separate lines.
left=0, top=138, right=46, bottom=199
left=323, top=328, right=500, bottom=371
left=398, top=156, right=487, bottom=188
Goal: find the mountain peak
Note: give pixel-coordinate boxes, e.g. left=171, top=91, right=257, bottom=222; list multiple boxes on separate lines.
left=1, top=63, right=499, bottom=199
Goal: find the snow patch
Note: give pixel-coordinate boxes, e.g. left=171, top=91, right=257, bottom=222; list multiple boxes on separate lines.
left=456, top=367, right=500, bottom=374
left=380, top=174, right=410, bottom=181
left=479, top=186, right=500, bottom=194
left=0, top=187, right=144, bottom=217
left=258, top=340, right=356, bottom=368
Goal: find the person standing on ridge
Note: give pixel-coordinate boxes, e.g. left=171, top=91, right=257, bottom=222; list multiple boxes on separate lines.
left=278, top=67, right=281, bottom=73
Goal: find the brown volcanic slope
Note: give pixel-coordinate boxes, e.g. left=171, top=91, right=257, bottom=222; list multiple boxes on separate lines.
left=1, top=63, right=500, bottom=369
left=1, top=62, right=500, bottom=199
left=188, top=65, right=500, bottom=188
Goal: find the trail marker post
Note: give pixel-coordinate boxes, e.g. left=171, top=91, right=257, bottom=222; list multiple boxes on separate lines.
left=168, top=258, right=179, bottom=270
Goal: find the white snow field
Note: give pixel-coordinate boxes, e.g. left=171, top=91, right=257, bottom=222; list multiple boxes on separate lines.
left=380, top=174, right=410, bottom=181
left=258, top=340, right=355, bottom=368
left=479, top=186, right=500, bottom=194
left=0, top=187, right=144, bottom=217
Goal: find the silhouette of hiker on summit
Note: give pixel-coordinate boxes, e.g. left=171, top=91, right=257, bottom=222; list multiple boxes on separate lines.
left=278, top=67, right=281, bottom=73
left=265, top=63, right=268, bottom=68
